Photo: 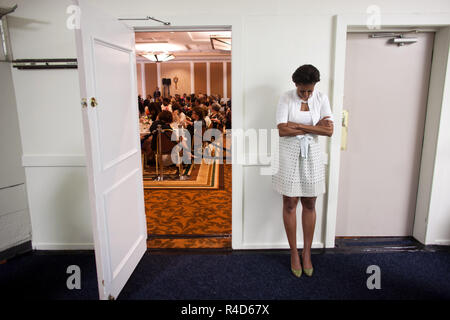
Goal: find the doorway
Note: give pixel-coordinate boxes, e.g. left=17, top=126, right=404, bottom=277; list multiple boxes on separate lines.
left=135, top=30, right=233, bottom=249
left=335, top=31, right=435, bottom=237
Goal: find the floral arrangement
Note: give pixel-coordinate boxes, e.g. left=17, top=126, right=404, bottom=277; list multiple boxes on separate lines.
left=139, top=115, right=152, bottom=133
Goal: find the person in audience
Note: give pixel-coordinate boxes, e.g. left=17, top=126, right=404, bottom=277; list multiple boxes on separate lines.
left=148, top=110, right=174, bottom=153
left=170, top=103, right=187, bottom=129
left=146, top=102, right=159, bottom=122
left=143, top=96, right=150, bottom=115
left=199, top=97, right=207, bottom=108
left=210, top=103, right=225, bottom=131
left=141, top=110, right=169, bottom=165
left=144, top=95, right=151, bottom=106
left=161, top=97, right=172, bottom=112
left=225, top=104, right=232, bottom=129
left=184, top=97, right=193, bottom=118
left=200, top=104, right=211, bottom=128
left=138, top=95, right=145, bottom=115
left=185, top=106, right=206, bottom=156
left=153, top=87, right=161, bottom=100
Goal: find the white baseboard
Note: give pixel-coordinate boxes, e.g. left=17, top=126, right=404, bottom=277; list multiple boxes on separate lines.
left=434, top=240, right=450, bottom=246
left=32, top=242, right=94, bottom=250
left=234, top=241, right=324, bottom=250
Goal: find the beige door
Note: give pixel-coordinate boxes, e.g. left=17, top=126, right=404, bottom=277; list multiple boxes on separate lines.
left=336, top=32, right=435, bottom=237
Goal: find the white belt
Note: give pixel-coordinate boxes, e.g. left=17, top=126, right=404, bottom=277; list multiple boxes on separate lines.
left=296, top=134, right=314, bottom=159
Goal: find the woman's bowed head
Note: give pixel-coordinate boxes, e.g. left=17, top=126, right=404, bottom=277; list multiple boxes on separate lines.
left=278, top=64, right=334, bottom=137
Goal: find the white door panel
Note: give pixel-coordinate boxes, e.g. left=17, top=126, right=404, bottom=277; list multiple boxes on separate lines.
left=74, top=0, right=146, bottom=300
left=336, top=32, right=434, bottom=237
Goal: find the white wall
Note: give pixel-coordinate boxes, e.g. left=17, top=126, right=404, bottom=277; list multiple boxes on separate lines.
left=3, top=0, right=450, bottom=249
left=2, top=0, right=93, bottom=249
left=0, top=61, right=31, bottom=252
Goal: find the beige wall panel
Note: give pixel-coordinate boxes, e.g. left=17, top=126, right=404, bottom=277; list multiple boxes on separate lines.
left=227, top=62, right=232, bottom=99
left=210, top=62, right=223, bottom=97
left=136, top=63, right=142, bottom=97
left=145, top=63, right=158, bottom=98
left=194, top=62, right=207, bottom=95
left=160, top=62, right=191, bottom=96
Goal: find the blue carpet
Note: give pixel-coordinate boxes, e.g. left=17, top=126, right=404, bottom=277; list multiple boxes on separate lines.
left=1, top=250, right=449, bottom=300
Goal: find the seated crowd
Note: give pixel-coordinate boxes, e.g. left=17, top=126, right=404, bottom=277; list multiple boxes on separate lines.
left=139, top=92, right=231, bottom=167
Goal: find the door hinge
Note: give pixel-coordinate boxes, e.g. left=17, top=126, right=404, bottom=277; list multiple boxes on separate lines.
left=81, top=98, right=87, bottom=108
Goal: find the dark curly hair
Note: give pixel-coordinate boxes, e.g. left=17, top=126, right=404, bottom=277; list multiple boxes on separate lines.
left=192, top=106, right=205, bottom=120
left=158, top=110, right=173, bottom=123
left=292, top=64, right=320, bottom=85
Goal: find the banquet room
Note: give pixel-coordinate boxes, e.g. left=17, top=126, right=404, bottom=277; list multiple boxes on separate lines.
left=134, top=31, right=232, bottom=249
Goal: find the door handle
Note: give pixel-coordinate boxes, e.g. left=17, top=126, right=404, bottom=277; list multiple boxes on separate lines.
left=341, top=109, right=349, bottom=151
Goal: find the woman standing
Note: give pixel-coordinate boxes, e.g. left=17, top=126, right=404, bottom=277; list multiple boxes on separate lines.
left=272, top=64, right=334, bottom=278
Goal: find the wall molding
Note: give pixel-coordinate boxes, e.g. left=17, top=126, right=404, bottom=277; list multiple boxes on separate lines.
left=238, top=241, right=324, bottom=250
left=435, top=240, right=450, bottom=246
left=22, top=155, right=86, bottom=167
left=32, top=242, right=94, bottom=250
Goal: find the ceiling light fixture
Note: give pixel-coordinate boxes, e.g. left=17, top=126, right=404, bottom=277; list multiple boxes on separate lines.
left=210, top=37, right=231, bottom=51
left=142, top=53, right=174, bottom=62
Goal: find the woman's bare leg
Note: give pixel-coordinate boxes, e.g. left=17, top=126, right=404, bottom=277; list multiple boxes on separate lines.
left=282, top=195, right=301, bottom=270
left=300, top=197, right=316, bottom=269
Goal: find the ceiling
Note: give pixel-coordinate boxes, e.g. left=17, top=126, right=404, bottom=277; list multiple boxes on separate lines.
left=135, top=31, right=231, bottom=62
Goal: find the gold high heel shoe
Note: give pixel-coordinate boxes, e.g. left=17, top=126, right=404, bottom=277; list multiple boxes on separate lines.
left=301, top=254, right=314, bottom=277
left=290, top=253, right=302, bottom=277
left=303, top=267, right=313, bottom=277
left=291, top=267, right=302, bottom=278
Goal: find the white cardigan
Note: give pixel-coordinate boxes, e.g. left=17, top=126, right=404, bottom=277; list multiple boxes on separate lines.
left=276, top=89, right=334, bottom=158
left=275, top=89, right=334, bottom=126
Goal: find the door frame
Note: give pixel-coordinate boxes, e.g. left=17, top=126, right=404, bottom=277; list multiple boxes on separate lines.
left=326, top=14, right=450, bottom=247
left=127, top=22, right=242, bottom=248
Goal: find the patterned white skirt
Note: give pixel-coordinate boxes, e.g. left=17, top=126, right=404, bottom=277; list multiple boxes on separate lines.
left=271, top=135, right=326, bottom=197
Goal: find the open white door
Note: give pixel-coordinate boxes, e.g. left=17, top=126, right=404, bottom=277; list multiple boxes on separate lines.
left=73, top=0, right=147, bottom=300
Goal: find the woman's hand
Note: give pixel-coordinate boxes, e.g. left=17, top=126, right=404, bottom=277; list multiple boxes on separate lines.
left=287, top=121, right=300, bottom=129
left=287, top=116, right=334, bottom=137
left=278, top=123, right=307, bottom=137
left=316, top=116, right=333, bottom=128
